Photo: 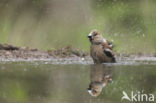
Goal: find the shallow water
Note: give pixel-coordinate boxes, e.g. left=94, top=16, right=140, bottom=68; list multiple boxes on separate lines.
left=0, top=60, right=156, bottom=103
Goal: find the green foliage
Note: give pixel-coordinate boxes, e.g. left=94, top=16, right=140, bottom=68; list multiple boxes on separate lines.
left=0, top=0, right=155, bottom=53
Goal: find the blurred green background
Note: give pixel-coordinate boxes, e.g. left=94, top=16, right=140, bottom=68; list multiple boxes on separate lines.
left=0, top=0, right=156, bottom=53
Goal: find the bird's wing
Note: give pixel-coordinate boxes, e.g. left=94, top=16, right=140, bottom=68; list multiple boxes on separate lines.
left=103, top=48, right=114, bottom=58
left=106, top=40, right=114, bottom=49
left=101, top=42, right=114, bottom=57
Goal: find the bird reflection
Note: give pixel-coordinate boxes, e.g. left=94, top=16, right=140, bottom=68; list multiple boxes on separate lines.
left=87, top=64, right=112, bottom=97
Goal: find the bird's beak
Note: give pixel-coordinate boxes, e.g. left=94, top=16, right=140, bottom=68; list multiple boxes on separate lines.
left=88, top=35, right=92, bottom=38
left=87, top=89, right=98, bottom=97
left=88, top=33, right=93, bottom=41
left=88, top=89, right=92, bottom=95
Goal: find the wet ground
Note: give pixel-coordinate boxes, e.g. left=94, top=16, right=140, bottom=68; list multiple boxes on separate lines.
left=0, top=58, right=156, bottom=103
left=0, top=44, right=156, bottom=62
left=0, top=44, right=88, bottom=59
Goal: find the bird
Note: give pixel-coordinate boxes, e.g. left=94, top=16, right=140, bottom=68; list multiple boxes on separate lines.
left=88, top=81, right=104, bottom=97
left=87, top=29, right=116, bottom=64
left=87, top=64, right=112, bottom=97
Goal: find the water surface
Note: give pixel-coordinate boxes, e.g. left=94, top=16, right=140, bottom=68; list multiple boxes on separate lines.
left=0, top=60, right=156, bottom=103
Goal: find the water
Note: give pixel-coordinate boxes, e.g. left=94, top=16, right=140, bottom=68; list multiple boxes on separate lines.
left=0, top=60, right=156, bottom=103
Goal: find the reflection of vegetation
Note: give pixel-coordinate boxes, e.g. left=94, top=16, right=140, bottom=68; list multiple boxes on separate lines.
left=99, top=65, right=156, bottom=102
left=0, top=62, right=155, bottom=103
left=0, top=80, right=28, bottom=102
left=0, top=0, right=155, bottom=53
left=0, top=62, right=51, bottom=103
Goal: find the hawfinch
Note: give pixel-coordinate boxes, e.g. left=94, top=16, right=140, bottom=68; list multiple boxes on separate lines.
left=88, top=29, right=116, bottom=64
left=87, top=64, right=112, bottom=97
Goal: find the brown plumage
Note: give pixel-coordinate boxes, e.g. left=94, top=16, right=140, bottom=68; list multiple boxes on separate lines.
left=88, top=29, right=116, bottom=64
left=87, top=64, right=112, bottom=97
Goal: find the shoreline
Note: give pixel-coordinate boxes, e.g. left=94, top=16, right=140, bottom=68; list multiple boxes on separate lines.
left=0, top=44, right=156, bottom=62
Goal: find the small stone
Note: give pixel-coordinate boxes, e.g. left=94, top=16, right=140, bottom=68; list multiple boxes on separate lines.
left=81, top=58, right=85, bottom=61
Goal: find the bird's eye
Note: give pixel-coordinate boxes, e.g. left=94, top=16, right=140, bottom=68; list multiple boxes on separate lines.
left=92, top=90, right=97, bottom=94
left=93, top=34, right=97, bottom=36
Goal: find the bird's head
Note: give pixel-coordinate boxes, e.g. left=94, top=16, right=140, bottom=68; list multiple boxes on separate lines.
left=88, top=29, right=103, bottom=44
left=87, top=82, right=103, bottom=97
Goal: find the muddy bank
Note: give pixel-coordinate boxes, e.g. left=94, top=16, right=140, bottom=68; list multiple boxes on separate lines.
left=0, top=44, right=156, bottom=62
left=0, top=44, right=89, bottom=60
